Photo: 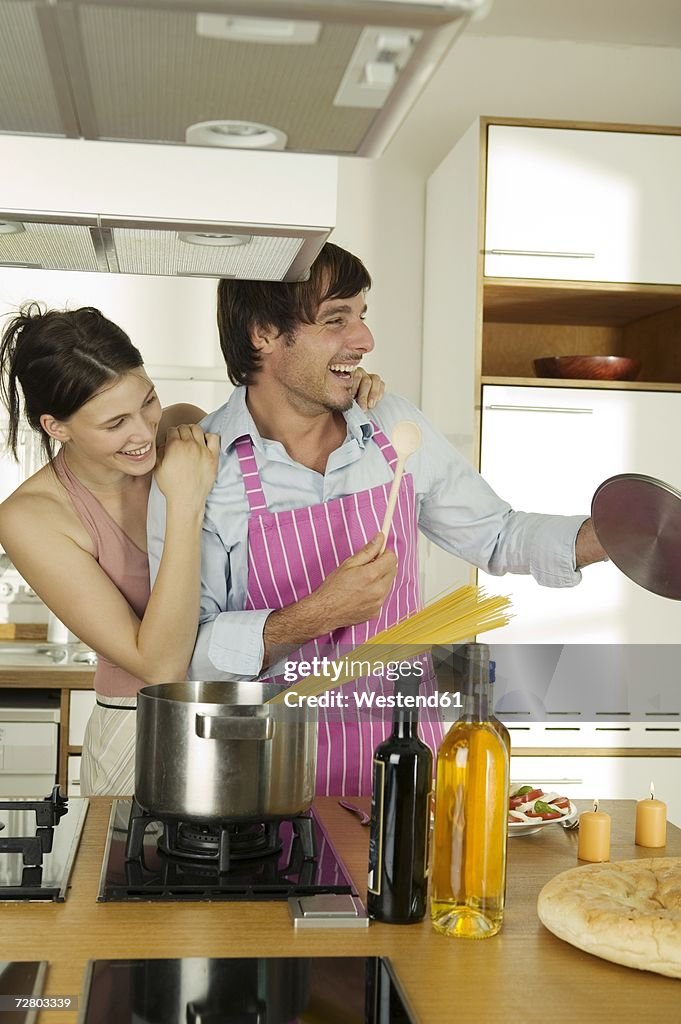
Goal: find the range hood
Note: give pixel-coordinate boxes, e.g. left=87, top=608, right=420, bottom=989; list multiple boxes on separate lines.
left=0, top=0, right=487, bottom=157
left=0, top=134, right=337, bottom=280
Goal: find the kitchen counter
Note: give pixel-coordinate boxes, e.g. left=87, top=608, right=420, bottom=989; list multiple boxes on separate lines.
left=3, top=798, right=680, bottom=1023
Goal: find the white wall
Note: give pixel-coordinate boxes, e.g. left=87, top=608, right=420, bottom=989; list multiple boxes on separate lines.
left=0, top=268, right=227, bottom=410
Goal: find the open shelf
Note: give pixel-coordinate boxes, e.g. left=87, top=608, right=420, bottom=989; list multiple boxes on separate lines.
left=483, top=279, right=681, bottom=326
left=482, top=279, right=681, bottom=383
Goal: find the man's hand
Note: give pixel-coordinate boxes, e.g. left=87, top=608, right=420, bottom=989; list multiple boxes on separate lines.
left=352, top=367, right=385, bottom=410
left=309, top=533, right=398, bottom=630
left=263, top=533, right=397, bottom=663
left=575, top=517, right=607, bottom=568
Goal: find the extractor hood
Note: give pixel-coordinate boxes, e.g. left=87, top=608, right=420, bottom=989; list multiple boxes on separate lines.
left=0, top=0, right=488, bottom=157
left=0, top=134, right=337, bottom=279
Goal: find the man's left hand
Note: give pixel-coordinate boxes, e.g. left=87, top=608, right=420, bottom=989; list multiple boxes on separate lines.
left=352, top=367, right=385, bottom=410
left=575, top=518, right=607, bottom=568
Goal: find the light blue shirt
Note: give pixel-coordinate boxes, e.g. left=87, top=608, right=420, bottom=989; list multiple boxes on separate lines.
left=147, top=389, right=587, bottom=681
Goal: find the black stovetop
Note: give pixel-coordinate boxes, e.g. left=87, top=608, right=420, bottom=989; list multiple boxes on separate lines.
left=97, top=800, right=356, bottom=902
left=0, top=961, right=47, bottom=1024
left=77, top=956, right=416, bottom=1024
left=0, top=789, right=88, bottom=901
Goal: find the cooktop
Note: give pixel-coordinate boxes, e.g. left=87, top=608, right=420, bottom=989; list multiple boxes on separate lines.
left=0, top=961, right=47, bottom=1024
left=98, top=800, right=357, bottom=902
left=77, top=956, right=416, bottom=1024
left=0, top=789, right=88, bottom=901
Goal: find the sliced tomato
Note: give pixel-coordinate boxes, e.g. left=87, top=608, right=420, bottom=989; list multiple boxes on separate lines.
left=509, top=788, right=543, bottom=809
left=550, top=797, right=571, bottom=811
left=508, top=813, right=525, bottom=823
left=525, top=810, right=563, bottom=820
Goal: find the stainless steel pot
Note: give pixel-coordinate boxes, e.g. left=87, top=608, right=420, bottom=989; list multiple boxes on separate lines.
left=134, top=681, right=317, bottom=822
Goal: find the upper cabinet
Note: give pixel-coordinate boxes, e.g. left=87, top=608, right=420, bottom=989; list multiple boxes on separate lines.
left=484, top=125, right=681, bottom=286
left=421, top=117, right=681, bottom=618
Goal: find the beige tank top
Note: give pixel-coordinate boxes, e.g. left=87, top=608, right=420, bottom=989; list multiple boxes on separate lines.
left=53, top=447, right=150, bottom=698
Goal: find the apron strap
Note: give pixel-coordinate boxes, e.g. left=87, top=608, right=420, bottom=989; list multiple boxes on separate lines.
left=234, top=424, right=400, bottom=514
left=370, top=423, right=399, bottom=472
left=233, top=435, right=268, bottom=513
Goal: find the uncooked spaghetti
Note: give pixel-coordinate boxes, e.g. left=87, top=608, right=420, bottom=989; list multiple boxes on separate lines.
left=267, top=584, right=512, bottom=704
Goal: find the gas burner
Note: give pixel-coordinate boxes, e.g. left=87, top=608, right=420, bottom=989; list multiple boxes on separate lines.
left=101, top=799, right=353, bottom=902
left=0, top=786, right=68, bottom=827
left=161, top=820, right=282, bottom=864
left=0, top=792, right=88, bottom=901
left=0, top=787, right=69, bottom=867
left=126, top=799, right=304, bottom=873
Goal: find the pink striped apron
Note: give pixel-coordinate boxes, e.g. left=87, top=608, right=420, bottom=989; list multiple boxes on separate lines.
left=234, top=426, right=443, bottom=797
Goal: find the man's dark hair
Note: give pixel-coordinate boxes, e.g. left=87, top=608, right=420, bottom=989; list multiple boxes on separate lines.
left=216, top=242, right=372, bottom=386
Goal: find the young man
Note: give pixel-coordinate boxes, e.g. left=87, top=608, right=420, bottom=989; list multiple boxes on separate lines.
left=147, top=243, right=605, bottom=796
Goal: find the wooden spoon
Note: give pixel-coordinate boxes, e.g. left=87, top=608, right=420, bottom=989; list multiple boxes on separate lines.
left=379, top=420, right=422, bottom=554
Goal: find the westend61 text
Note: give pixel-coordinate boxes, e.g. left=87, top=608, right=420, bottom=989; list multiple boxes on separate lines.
left=283, top=690, right=463, bottom=710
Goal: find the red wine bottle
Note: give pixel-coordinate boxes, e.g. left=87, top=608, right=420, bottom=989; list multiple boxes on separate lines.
left=367, top=670, right=433, bottom=924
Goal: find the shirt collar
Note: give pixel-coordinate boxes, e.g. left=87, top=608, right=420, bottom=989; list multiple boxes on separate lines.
left=220, top=387, right=375, bottom=453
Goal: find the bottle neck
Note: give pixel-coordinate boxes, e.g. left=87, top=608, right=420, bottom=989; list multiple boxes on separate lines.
left=391, top=678, right=421, bottom=738
left=461, top=659, right=491, bottom=722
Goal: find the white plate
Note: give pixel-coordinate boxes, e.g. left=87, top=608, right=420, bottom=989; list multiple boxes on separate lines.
left=508, top=801, right=577, bottom=838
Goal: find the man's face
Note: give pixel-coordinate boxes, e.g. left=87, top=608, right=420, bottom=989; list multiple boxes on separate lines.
left=267, top=291, right=375, bottom=414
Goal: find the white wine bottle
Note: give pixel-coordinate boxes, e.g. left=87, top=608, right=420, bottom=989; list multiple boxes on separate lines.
left=430, top=643, right=509, bottom=938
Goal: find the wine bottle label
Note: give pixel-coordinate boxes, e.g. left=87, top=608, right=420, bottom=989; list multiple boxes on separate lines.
left=367, top=758, right=385, bottom=896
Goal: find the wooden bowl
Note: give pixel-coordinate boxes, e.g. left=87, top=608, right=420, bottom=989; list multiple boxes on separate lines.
left=533, top=355, right=641, bottom=381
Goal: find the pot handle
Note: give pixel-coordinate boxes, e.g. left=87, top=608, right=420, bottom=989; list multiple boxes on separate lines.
left=195, top=713, right=274, bottom=741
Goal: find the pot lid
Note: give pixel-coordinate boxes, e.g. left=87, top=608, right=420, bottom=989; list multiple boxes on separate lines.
left=591, top=473, right=681, bottom=600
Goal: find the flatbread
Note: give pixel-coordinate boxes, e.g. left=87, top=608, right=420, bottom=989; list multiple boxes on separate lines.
left=537, top=858, right=681, bottom=979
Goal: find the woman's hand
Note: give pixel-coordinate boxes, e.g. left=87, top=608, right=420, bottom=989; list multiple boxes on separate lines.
left=352, top=366, right=385, bottom=410
left=154, top=423, right=220, bottom=508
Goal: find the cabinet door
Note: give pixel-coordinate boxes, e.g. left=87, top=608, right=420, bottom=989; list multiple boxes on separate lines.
left=479, top=385, right=681, bottom=642
left=68, top=691, right=97, bottom=747
left=484, top=125, right=681, bottom=285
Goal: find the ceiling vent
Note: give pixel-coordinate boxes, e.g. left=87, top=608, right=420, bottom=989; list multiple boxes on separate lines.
left=0, top=135, right=337, bottom=280
left=0, top=0, right=488, bottom=157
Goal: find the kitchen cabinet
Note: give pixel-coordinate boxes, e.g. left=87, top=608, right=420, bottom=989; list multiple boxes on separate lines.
left=484, top=124, right=681, bottom=285
left=511, top=754, right=681, bottom=828
left=478, top=384, right=681, bottom=642
left=0, top=666, right=95, bottom=792
left=0, top=691, right=60, bottom=796
left=422, top=117, right=681, bottom=616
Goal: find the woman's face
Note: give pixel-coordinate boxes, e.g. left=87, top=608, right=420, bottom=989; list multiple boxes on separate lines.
left=60, top=369, right=162, bottom=475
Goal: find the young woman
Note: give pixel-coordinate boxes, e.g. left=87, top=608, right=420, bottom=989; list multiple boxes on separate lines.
left=0, top=303, right=384, bottom=796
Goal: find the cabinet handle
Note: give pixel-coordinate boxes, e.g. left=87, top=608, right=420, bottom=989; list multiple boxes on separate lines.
left=510, top=778, right=584, bottom=786
left=484, top=404, right=593, bottom=414
left=488, top=248, right=596, bottom=259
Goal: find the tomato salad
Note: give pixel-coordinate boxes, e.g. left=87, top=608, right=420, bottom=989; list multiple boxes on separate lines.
left=508, top=784, right=573, bottom=825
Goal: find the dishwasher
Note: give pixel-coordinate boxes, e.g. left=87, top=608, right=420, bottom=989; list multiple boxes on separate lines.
left=0, top=690, right=60, bottom=797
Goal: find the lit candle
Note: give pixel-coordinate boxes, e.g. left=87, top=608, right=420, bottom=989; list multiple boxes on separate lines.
left=577, top=800, right=611, bottom=863
left=635, top=782, right=667, bottom=848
